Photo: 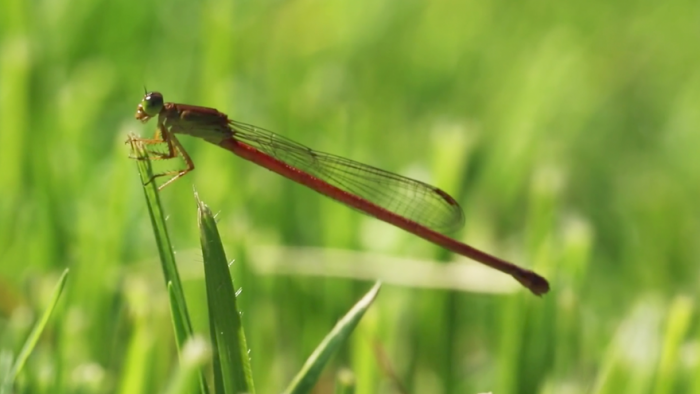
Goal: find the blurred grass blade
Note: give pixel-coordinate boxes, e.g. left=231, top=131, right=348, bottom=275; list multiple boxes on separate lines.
left=284, top=282, right=381, bottom=394
left=0, top=351, right=12, bottom=394
left=196, top=192, right=255, bottom=394
left=334, top=369, right=355, bottom=394
left=4, top=268, right=68, bottom=389
left=129, top=137, right=209, bottom=394
left=167, top=281, right=210, bottom=394
left=652, top=296, right=693, bottom=394
left=163, top=337, right=211, bottom=394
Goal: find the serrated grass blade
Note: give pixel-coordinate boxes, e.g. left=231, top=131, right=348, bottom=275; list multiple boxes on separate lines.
left=196, top=192, right=255, bottom=394
left=129, top=137, right=193, bottom=336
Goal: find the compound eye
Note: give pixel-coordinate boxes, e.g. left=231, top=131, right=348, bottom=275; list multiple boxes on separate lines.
left=141, top=92, right=164, bottom=117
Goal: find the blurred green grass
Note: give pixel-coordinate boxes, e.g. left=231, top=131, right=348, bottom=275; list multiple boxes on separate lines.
left=1, top=0, right=700, bottom=393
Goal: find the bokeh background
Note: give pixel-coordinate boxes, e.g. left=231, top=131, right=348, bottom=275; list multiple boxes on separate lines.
left=2, top=0, right=700, bottom=393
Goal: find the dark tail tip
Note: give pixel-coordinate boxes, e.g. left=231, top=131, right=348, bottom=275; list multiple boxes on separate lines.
left=513, top=271, right=550, bottom=296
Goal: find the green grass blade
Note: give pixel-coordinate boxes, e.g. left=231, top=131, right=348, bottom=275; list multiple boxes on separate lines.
left=167, top=282, right=190, bottom=357
left=196, top=192, right=255, bottom=394
left=284, top=282, right=381, bottom=394
left=129, top=138, right=209, bottom=394
left=5, top=268, right=68, bottom=387
left=129, top=137, right=194, bottom=339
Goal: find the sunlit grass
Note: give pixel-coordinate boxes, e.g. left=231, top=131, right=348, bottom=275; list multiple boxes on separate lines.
left=2, top=0, right=700, bottom=392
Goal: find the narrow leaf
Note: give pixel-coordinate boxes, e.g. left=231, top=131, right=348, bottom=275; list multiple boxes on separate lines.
left=196, top=192, right=255, bottom=394
left=7, top=269, right=69, bottom=384
left=284, top=282, right=381, bottom=394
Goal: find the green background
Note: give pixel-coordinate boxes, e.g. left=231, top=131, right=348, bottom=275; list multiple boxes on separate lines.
left=2, top=0, right=699, bottom=393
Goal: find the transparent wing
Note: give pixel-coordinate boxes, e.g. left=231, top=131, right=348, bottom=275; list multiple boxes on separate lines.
left=229, top=120, right=465, bottom=234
